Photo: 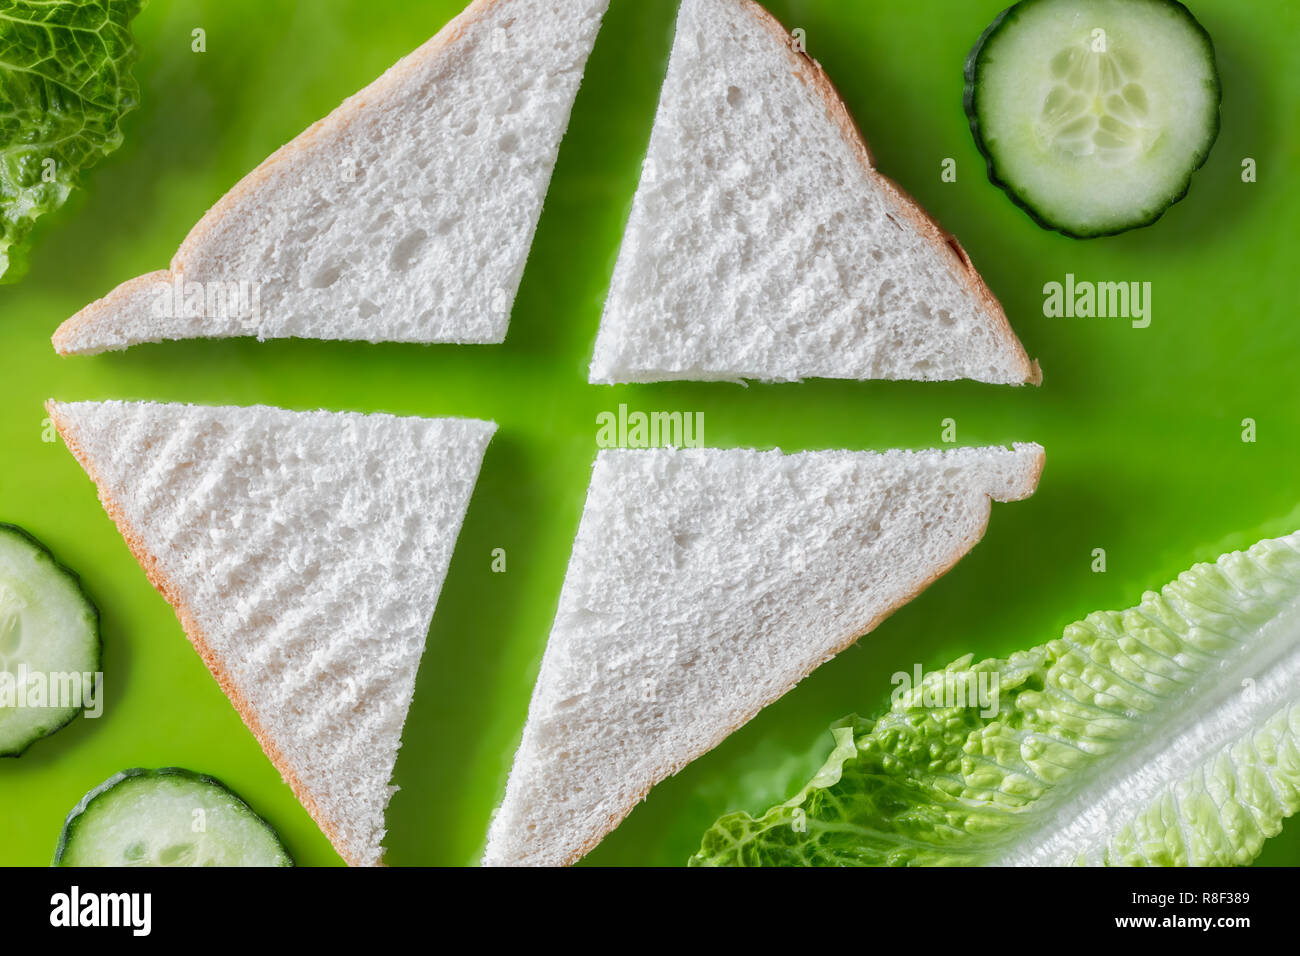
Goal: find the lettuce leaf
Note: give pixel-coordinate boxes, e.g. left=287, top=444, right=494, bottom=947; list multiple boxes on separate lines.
left=0, top=0, right=143, bottom=280
left=692, top=532, right=1300, bottom=866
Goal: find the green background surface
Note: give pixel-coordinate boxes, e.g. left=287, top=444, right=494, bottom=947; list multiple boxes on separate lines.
left=1, top=0, right=1297, bottom=867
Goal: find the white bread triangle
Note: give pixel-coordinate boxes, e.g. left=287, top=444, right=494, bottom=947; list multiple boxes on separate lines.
left=591, top=0, right=1039, bottom=386
left=53, top=0, right=610, bottom=356
left=47, top=399, right=495, bottom=866
left=483, top=442, right=1044, bottom=866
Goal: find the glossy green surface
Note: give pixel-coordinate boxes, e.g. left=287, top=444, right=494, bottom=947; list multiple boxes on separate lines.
left=0, top=0, right=1296, bottom=866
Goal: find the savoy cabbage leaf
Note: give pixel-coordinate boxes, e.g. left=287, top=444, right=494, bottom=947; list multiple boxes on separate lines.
left=0, top=0, right=143, bottom=280
left=693, top=532, right=1300, bottom=866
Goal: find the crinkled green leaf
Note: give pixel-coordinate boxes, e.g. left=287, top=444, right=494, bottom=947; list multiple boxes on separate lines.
left=692, top=532, right=1300, bottom=866
left=0, top=0, right=143, bottom=280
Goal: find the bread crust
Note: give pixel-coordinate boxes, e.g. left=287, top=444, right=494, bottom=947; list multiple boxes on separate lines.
left=47, top=400, right=375, bottom=867
left=52, top=0, right=508, bottom=357
left=738, top=0, right=1041, bottom=387
left=506, top=444, right=1045, bottom=866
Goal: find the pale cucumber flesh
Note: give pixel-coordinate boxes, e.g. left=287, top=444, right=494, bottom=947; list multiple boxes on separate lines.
left=0, top=525, right=99, bottom=757
left=967, top=0, right=1220, bottom=237
left=55, top=768, right=292, bottom=867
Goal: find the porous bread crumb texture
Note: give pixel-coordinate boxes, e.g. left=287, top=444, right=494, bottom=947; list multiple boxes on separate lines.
left=53, top=0, right=610, bottom=355
left=484, top=443, right=1044, bottom=866
left=591, top=0, right=1038, bottom=385
left=48, top=400, right=496, bottom=867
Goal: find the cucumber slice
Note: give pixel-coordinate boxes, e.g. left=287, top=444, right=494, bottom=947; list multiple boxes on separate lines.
left=54, top=768, right=293, bottom=866
left=0, top=524, right=100, bottom=757
left=965, top=0, right=1220, bottom=237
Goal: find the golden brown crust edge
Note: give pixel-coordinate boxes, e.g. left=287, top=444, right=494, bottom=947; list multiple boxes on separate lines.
left=47, top=400, right=373, bottom=867
left=52, top=0, right=507, bottom=358
left=739, top=0, right=1041, bottom=387
left=538, top=444, right=1045, bottom=867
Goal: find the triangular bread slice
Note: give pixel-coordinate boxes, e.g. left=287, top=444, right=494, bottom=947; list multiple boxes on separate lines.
left=590, top=0, right=1039, bottom=386
left=48, top=399, right=495, bottom=866
left=53, top=0, right=610, bottom=356
left=483, top=442, right=1044, bottom=866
